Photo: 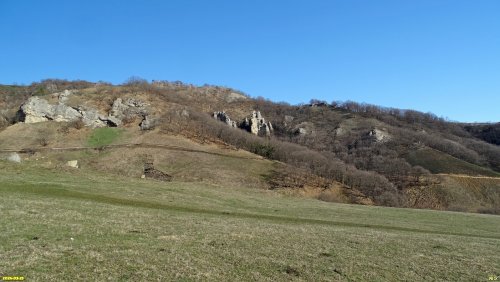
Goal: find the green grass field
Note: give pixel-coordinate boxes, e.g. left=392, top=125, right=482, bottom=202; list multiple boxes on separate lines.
left=87, top=127, right=123, bottom=147
left=404, top=147, right=500, bottom=177
left=1, top=160, right=499, bottom=281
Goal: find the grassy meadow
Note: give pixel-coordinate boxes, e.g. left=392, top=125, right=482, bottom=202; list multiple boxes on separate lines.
left=1, top=161, right=499, bottom=281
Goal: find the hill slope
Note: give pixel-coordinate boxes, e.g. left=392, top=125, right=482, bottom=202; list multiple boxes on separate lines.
left=1, top=79, right=500, bottom=213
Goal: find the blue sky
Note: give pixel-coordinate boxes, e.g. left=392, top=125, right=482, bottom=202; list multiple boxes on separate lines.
left=1, top=0, right=499, bottom=122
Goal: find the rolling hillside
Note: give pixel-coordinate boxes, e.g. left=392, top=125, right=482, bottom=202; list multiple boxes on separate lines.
left=1, top=79, right=500, bottom=213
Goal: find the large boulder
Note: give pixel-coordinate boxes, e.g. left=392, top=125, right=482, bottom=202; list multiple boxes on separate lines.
left=51, top=104, right=81, bottom=122
left=78, top=107, right=107, bottom=128
left=110, top=98, right=149, bottom=120
left=66, top=160, right=79, bottom=168
left=7, top=153, right=21, bottom=163
left=140, top=115, right=156, bottom=130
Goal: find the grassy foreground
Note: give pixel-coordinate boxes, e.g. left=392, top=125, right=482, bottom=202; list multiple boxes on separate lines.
left=0, top=161, right=499, bottom=281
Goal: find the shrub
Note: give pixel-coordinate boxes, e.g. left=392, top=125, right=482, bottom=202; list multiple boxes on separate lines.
left=477, top=207, right=500, bottom=215
left=250, top=143, right=275, bottom=158
left=37, top=137, right=49, bottom=147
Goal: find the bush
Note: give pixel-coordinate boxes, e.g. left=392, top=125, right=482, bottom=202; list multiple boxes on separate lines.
left=477, top=207, right=500, bottom=215
left=250, top=143, right=275, bottom=158
left=58, top=120, right=85, bottom=134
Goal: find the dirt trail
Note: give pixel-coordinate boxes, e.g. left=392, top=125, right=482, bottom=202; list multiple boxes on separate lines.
left=437, top=173, right=500, bottom=180
left=0, top=143, right=264, bottom=160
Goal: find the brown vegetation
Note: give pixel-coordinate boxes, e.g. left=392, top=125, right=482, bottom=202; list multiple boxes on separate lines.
left=1, top=79, right=500, bottom=212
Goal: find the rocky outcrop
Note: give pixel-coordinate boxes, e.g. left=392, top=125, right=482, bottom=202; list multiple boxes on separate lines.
left=224, top=92, right=248, bottom=102
left=110, top=98, right=149, bottom=120
left=19, top=93, right=150, bottom=129
left=21, top=96, right=81, bottom=123
left=367, top=128, right=391, bottom=142
left=78, top=106, right=107, bottom=128
left=66, top=160, right=79, bottom=168
left=293, top=122, right=314, bottom=136
left=140, top=116, right=156, bottom=130
left=213, top=110, right=274, bottom=137
left=241, top=111, right=273, bottom=137
left=52, top=89, right=72, bottom=104
left=6, top=153, right=21, bottom=163
left=213, top=111, right=237, bottom=128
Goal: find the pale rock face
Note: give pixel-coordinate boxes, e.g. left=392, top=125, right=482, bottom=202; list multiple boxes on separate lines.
left=294, top=122, right=314, bottom=136
left=19, top=94, right=148, bottom=129
left=110, top=98, right=149, bottom=120
left=51, top=89, right=72, bottom=103
left=58, top=90, right=72, bottom=104
left=7, top=153, right=21, bottom=163
left=21, top=97, right=81, bottom=124
left=105, top=98, right=149, bottom=127
left=242, top=110, right=273, bottom=137
left=368, top=128, right=391, bottom=142
left=225, top=92, right=248, bottom=102
left=66, top=160, right=79, bottom=168
left=212, top=110, right=273, bottom=137
left=79, top=107, right=107, bottom=128
left=213, top=111, right=237, bottom=128
left=51, top=104, right=81, bottom=122
left=110, top=98, right=129, bottom=119
left=25, top=115, right=49, bottom=123
left=140, top=116, right=156, bottom=130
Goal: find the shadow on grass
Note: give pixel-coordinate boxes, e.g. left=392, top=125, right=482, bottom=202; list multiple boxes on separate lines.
left=3, top=183, right=500, bottom=240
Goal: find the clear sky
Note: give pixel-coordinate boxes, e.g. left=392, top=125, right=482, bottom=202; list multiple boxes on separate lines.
left=1, top=0, right=499, bottom=122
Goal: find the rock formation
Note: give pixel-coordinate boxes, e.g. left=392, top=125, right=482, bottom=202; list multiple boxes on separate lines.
left=241, top=111, right=273, bottom=137
left=6, top=153, right=21, bottom=163
left=213, top=111, right=237, bottom=128
left=224, top=92, right=248, bottom=102
left=78, top=106, right=108, bottom=128
left=213, top=110, right=274, bottom=137
left=21, top=96, right=81, bottom=123
left=110, top=98, right=149, bottom=120
left=368, top=128, right=391, bottom=142
left=53, top=89, right=72, bottom=104
left=18, top=92, right=150, bottom=129
left=140, top=115, right=156, bottom=130
left=66, top=160, right=79, bottom=168
left=293, top=122, right=314, bottom=136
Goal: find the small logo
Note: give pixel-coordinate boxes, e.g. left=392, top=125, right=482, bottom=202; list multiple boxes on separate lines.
left=489, top=274, right=499, bottom=281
